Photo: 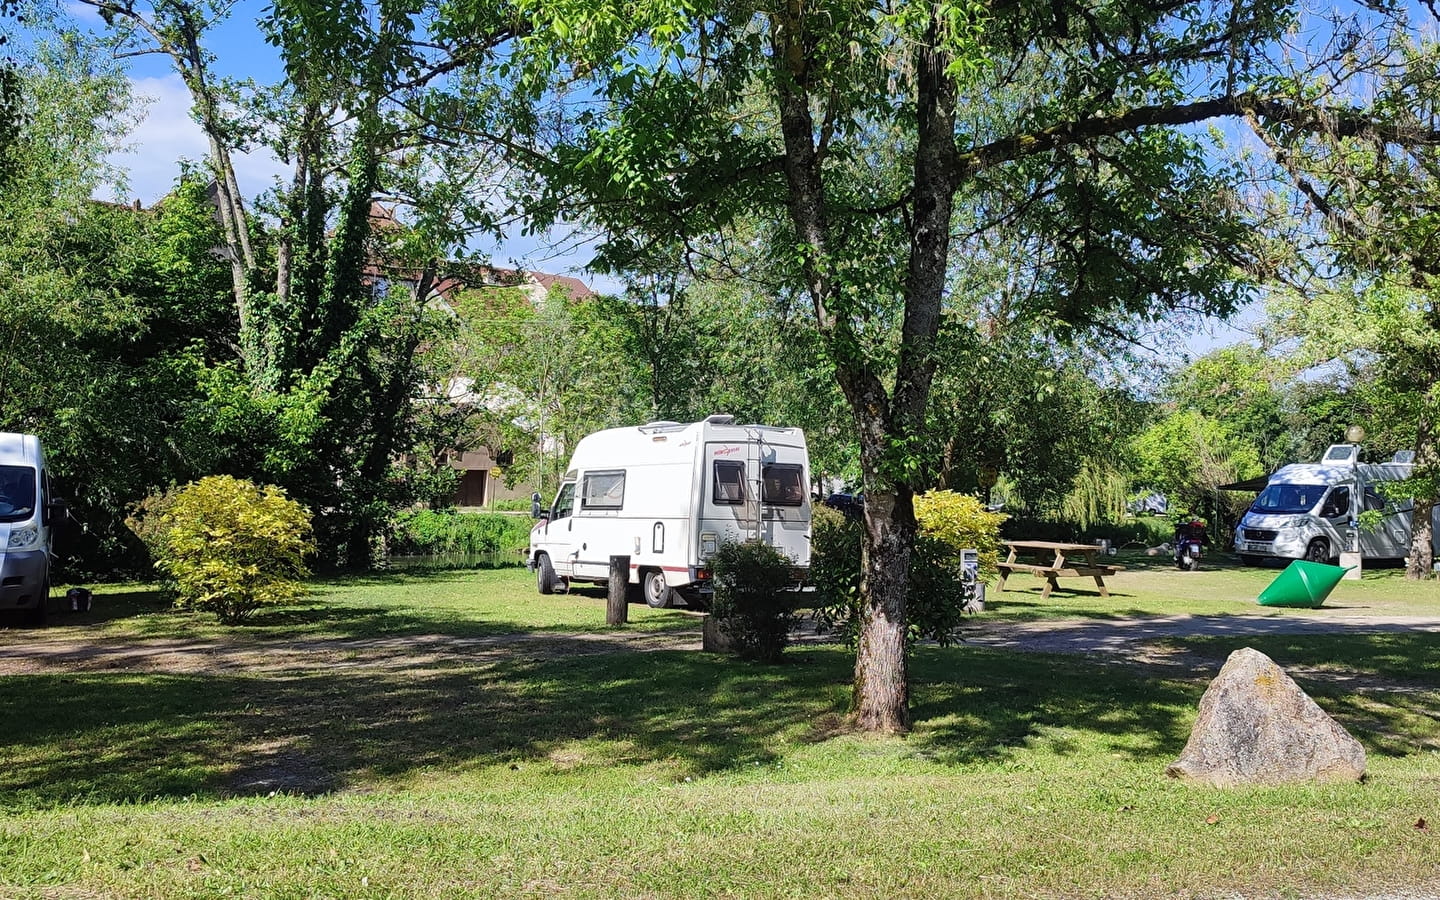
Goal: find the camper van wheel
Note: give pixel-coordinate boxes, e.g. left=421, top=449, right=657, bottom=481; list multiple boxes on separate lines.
left=1304, top=539, right=1332, bottom=565
left=535, top=554, right=557, bottom=595
left=641, top=569, right=674, bottom=609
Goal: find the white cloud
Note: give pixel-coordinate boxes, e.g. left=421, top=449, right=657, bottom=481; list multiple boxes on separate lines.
left=105, top=74, right=286, bottom=205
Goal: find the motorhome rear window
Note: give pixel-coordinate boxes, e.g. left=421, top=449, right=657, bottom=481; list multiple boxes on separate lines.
left=0, top=465, right=36, bottom=522
left=1250, top=484, right=1324, bottom=515
left=581, top=471, right=626, bottom=509
left=713, top=461, right=746, bottom=504
left=762, top=464, right=805, bottom=506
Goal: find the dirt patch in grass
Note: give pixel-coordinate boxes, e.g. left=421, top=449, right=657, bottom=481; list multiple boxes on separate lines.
left=6, top=611, right=1440, bottom=693
left=0, top=628, right=702, bottom=676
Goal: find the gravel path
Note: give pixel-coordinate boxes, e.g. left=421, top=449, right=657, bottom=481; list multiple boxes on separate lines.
left=3, top=610, right=1439, bottom=678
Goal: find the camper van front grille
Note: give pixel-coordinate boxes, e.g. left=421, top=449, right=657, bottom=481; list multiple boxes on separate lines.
left=1240, top=528, right=1278, bottom=543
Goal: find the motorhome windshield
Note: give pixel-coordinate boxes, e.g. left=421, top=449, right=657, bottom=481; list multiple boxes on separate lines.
left=1250, top=483, right=1326, bottom=516
left=0, top=465, right=36, bottom=522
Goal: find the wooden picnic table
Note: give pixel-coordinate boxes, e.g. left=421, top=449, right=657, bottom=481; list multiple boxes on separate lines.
left=996, top=540, right=1125, bottom=600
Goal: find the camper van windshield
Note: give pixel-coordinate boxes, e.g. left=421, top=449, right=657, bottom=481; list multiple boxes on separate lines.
left=0, top=465, right=36, bottom=522
left=1250, top=483, right=1325, bottom=516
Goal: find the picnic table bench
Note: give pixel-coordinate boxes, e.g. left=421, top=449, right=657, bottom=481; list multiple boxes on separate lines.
left=996, top=540, right=1125, bottom=599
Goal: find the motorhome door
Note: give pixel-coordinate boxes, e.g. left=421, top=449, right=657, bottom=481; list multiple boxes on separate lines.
left=1318, top=486, right=1351, bottom=554
left=1358, top=485, right=1413, bottom=559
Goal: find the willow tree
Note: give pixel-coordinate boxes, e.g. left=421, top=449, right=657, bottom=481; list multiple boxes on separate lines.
left=475, top=0, right=1425, bottom=730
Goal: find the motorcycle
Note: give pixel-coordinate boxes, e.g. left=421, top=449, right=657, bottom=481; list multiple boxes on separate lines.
left=1174, top=518, right=1206, bottom=571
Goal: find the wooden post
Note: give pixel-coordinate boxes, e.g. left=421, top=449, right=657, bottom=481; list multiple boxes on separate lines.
left=607, top=555, right=629, bottom=626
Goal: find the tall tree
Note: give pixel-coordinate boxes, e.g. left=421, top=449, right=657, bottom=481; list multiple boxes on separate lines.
left=76, top=0, right=531, bottom=565
left=0, top=30, right=240, bottom=570
left=1248, top=29, right=1440, bottom=578
left=484, top=0, right=1409, bottom=730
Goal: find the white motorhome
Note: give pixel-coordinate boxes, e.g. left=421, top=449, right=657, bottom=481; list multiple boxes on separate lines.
left=0, top=432, right=60, bottom=624
left=1234, top=443, right=1432, bottom=565
left=527, top=416, right=811, bottom=607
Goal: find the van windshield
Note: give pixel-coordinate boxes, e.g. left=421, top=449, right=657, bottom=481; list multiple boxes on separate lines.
left=1250, top=483, right=1325, bottom=516
left=0, top=465, right=36, bottom=522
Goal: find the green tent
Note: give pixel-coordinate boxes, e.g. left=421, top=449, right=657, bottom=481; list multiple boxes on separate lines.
left=1257, top=560, right=1352, bottom=608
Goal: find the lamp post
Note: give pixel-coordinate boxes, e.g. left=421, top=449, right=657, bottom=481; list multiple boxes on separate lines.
left=1342, top=425, right=1365, bottom=572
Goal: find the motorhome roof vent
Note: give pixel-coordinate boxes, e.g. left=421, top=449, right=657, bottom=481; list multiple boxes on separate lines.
left=704, top=414, right=736, bottom=425
left=1394, top=450, right=1416, bottom=464
left=1322, top=444, right=1359, bottom=464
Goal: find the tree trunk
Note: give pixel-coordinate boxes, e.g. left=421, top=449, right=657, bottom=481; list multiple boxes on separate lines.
left=768, top=7, right=956, bottom=732
left=852, top=489, right=914, bottom=732
left=1406, top=407, right=1437, bottom=579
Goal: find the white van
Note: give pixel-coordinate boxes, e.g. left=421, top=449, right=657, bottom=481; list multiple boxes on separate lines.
left=1234, top=444, right=1431, bottom=565
left=0, top=432, right=60, bottom=624
left=527, top=415, right=811, bottom=607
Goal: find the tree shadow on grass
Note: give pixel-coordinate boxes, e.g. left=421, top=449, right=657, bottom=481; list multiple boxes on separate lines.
left=906, top=646, right=1201, bottom=765
left=4, top=637, right=1436, bottom=811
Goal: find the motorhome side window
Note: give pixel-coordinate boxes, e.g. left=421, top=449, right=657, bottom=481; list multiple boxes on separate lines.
left=1364, top=486, right=1386, bottom=513
left=552, top=482, right=576, bottom=520
left=762, top=464, right=805, bottom=506
left=581, top=471, right=626, bottom=509
left=713, top=461, right=746, bottom=504
left=1320, top=487, right=1350, bottom=519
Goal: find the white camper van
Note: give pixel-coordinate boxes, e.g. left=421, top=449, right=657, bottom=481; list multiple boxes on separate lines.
left=527, top=416, right=811, bottom=608
left=0, top=432, right=59, bottom=624
left=1234, top=443, right=1427, bottom=565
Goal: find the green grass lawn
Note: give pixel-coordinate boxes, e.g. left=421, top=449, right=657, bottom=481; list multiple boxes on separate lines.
left=38, top=566, right=700, bottom=642
left=3, top=563, right=1440, bottom=897
left=983, top=550, right=1440, bottom=619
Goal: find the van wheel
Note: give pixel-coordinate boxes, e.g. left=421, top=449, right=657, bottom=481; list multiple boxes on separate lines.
left=535, top=554, right=557, bottom=595
left=1304, top=539, right=1332, bottom=564
left=642, top=569, right=674, bottom=609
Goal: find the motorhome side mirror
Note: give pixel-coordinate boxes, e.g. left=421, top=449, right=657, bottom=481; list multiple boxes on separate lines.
left=48, top=497, right=70, bottom=522
left=530, top=492, right=544, bottom=519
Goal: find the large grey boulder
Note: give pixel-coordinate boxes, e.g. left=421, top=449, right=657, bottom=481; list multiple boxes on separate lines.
left=1166, top=647, right=1366, bottom=787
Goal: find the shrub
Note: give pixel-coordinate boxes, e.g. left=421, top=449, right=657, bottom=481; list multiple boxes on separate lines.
left=913, top=490, right=1007, bottom=578
left=154, top=475, right=314, bottom=623
left=812, top=491, right=1006, bottom=648
left=710, top=540, right=799, bottom=662
left=125, top=486, right=181, bottom=565
left=389, top=509, right=532, bottom=557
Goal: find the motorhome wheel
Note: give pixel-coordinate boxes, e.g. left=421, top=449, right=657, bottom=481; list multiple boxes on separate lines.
left=1304, top=539, right=1331, bottom=564
left=535, top=554, right=557, bottom=595
left=642, top=569, right=674, bottom=609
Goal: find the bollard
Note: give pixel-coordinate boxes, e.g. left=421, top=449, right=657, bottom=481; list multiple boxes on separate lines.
left=607, top=555, right=630, bottom=626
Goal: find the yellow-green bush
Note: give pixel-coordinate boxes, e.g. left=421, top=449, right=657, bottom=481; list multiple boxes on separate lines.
left=913, top=490, right=1007, bottom=578
left=155, top=475, right=314, bottom=623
